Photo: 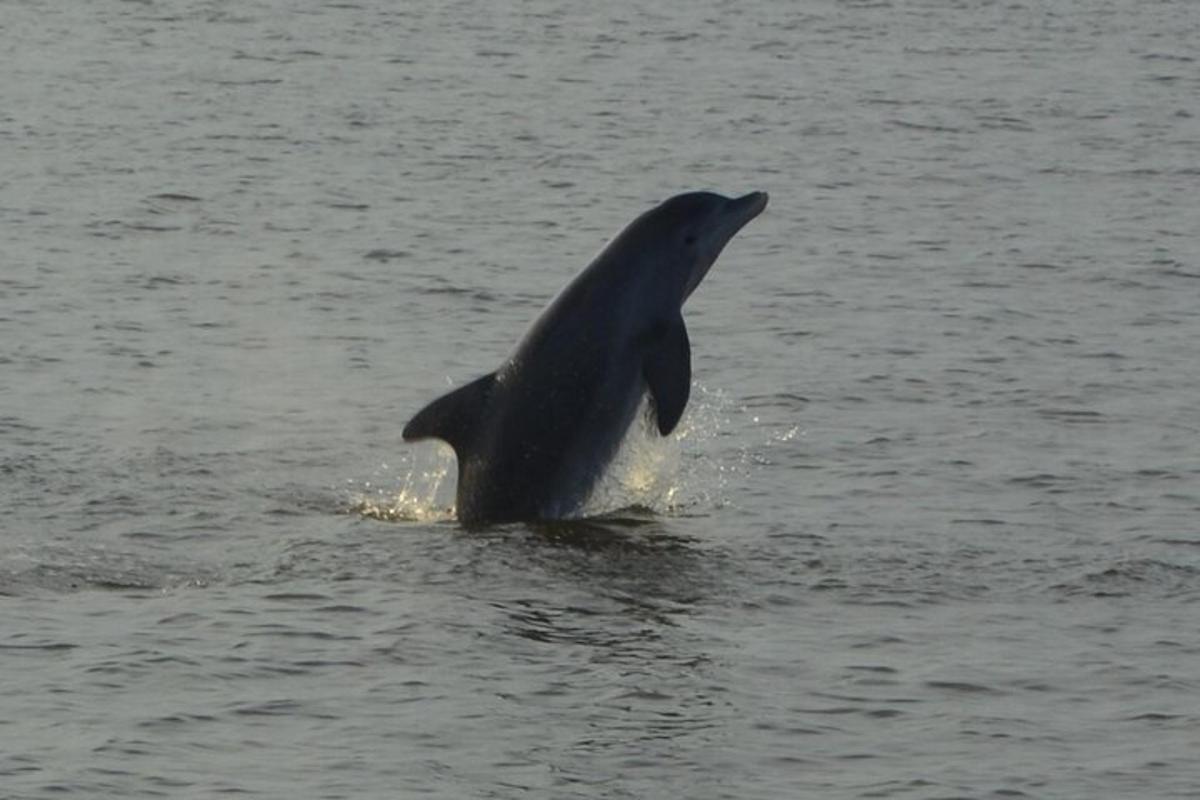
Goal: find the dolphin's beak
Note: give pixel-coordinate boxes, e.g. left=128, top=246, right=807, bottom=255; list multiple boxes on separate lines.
left=684, top=191, right=769, bottom=300
left=730, top=191, right=769, bottom=223
left=714, top=191, right=769, bottom=251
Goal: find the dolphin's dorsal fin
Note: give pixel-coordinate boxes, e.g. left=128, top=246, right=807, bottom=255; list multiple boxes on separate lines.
left=402, top=372, right=496, bottom=455
left=643, top=316, right=691, bottom=436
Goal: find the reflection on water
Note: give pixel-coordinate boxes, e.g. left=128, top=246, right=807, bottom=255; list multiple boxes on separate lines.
left=478, top=515, right=731, bottom=780
left=525, top=510, right=688, bottom=550
left=484, top=514, right=716, bottom=657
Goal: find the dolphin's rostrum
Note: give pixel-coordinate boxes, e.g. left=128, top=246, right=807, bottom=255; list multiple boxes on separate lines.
left=403, top=190, right=768, bottom=524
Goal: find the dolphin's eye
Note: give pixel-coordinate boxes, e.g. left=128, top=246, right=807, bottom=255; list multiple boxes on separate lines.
left=684, top=234, right=697, bottom=246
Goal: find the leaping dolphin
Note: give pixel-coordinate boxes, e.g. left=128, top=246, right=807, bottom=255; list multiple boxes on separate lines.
left=403, top=190, right=768, bottom=524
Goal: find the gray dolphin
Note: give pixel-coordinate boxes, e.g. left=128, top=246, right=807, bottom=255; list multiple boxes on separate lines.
left=403, top=190, right=768, bottom=524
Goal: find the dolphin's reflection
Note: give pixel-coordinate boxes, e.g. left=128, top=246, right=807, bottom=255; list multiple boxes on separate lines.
left=484, top=510, right=722, bottom=654
left=481, top=510, right=732, bottom=763
left=525, top=509, right=695, bottom=552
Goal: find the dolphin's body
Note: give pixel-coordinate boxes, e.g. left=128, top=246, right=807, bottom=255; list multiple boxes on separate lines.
left=403, top=190, right=768, bottom=524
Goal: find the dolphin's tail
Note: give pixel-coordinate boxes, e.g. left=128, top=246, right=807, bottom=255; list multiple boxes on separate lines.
left=402, top=372, right=495, bottom=457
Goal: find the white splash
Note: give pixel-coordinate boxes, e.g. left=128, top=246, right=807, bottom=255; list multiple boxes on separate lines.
left=349, top=443, right=456, bottom=522
left=583, top=383, right=734, bottom=517
left=353, top=383, right=752, bottom=523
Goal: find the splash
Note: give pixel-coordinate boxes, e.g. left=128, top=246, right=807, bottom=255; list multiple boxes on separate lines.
left=352, top=383, right=749, bottom=523
left=583, top=383, right=733, bottom=517
left=348, top=443, right=456, bottom=522
left=583, top=399, right=681, bottom=517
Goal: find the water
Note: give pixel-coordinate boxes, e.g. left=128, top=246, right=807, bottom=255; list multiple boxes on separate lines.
left=3, top=1, right=1199, bottom=797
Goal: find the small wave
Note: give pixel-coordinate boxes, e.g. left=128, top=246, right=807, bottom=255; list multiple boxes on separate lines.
left=924, top=680, right=1001, bottom=695
left=0, top=547, right=214, bottom=596
left=1051, top=559, right=1200, bottom=599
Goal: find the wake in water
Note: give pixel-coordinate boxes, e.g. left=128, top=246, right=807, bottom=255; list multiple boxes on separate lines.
left=350, top=383, right=782, bottom=524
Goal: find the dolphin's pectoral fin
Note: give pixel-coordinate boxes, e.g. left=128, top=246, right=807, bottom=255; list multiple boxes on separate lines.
left=402, top=372, right=495, bottom=455
left=643, top=317, right=691, bottom=436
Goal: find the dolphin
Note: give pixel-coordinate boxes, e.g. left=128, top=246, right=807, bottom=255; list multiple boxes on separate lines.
left=403, top=190, right=768, bottom=524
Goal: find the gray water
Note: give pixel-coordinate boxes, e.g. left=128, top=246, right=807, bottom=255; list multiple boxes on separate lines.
left=3, top=1, right=1199, bottom=797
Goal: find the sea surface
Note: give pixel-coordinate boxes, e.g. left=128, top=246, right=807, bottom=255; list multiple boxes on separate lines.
left=3, top=1, right=1199, bottom=798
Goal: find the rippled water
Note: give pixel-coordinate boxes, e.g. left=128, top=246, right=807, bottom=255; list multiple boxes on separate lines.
left=3, top=1, right=1199, bottom=798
